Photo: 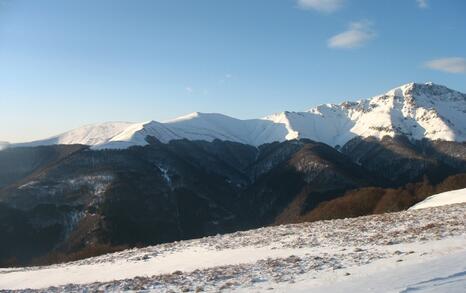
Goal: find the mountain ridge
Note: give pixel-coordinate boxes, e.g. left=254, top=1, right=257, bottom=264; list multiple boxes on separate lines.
left=7, top=82, right=466, bottom=150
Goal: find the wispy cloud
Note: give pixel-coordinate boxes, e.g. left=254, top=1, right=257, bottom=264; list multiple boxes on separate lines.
left=328, top=21, right=376, bottom=49
left=416, top=0, right=428, bottom=9
left=219, top=73, right=233, bottom=84
left=297, top=0, right=344, bottom=13
left=424, top=57, right=466, bottom=74
left=185, top=86, right=193, bottom=93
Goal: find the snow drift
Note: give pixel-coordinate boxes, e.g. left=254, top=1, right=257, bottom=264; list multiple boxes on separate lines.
left=410, top=188, right=466, bottom=210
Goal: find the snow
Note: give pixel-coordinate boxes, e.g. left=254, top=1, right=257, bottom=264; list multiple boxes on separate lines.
left=0, top=141, right=8, bottom=150
left=12, top=122, right=137, bottom=149
left=6, top=82, right=466, bottom=150
left=0, top=202, right=464, bottom=292
left=261, top=247, right=466, bottom=293
left=410, top=188, right=466, bottom=210
left=156, top=165, right=172, bottom=187
left=17, top=180, right=39, bottom=190
left=15, top=175, right=114, bottom=208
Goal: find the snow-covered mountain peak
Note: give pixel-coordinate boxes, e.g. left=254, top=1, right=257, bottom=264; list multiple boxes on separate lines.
left=345, top=82, right=466, bottom=142
left=165, top=111, right=203, bottom=123
left=6, top=82, right=466, bottom=150
left=386, top=82, right=466, bottom=103
left=265, top=82, right=466, bottom=146
left=166, top=112, right=242, bottom=123
left=385, top=81, right=416, bottom=98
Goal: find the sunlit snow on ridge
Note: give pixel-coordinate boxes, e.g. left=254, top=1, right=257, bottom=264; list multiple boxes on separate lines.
left=9, top=82, right=466, bottom=150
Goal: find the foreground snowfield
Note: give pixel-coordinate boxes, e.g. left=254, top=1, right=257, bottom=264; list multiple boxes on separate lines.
left=0, top=203, right=465, bottom=292
left=410, top=188, right=466, bottom=210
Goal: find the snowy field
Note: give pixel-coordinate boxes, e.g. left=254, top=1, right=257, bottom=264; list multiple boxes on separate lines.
left=0, top=202, right=465, bottom=292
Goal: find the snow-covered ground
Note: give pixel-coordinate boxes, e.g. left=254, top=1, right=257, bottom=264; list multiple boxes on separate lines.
left=0, top=202, right=465, bottom=292
left=9, top=82, right=466, bottom=149
left=410, top=188, right=466, bottom=210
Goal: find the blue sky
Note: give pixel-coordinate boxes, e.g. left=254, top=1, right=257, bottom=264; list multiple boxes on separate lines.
left=0, top=0, right=465, bottom=142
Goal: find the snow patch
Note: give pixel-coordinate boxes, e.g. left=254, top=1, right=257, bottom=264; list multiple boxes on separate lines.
left=18, top=181, right=39, bottom=190
left=156, top=165, right=172, bottom=187
left=409, top=188, right=466, bottom=210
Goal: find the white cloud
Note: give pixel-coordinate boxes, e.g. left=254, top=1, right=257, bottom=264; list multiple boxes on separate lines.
left=424, top=57, right=466, bottom=74
left=297, top=0, right=344, bottom=13
left=416, top=0, right=428, bottom=9
left=185, top=86, right=193, bottom=93
left=328, top=21, right=376, bottom=49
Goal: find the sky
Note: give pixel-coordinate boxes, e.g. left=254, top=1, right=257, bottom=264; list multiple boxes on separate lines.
left=0, top=0, right=465, bottom=143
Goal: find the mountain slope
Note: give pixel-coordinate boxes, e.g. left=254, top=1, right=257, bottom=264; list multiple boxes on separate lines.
left=1, top=82, right=466, bottom=268
left=8, top=82, right=466, bottom=150
left=1, top=137, right=465, bottom=266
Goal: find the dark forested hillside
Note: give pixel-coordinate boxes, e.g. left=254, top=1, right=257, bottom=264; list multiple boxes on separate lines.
left=0, top=136, right=465, bottom=266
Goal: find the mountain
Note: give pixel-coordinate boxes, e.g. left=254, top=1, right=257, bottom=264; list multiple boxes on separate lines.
left=0, top=82, right=466, bottom=267
left=268, top=82, right=466, bottom=147
left=9, top=82, right=466, bottom=150
left=1, top=138, right=465, bottom=266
